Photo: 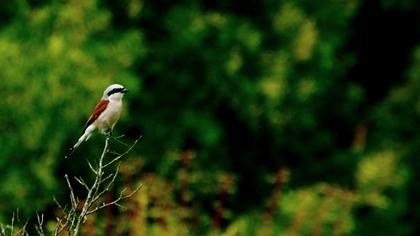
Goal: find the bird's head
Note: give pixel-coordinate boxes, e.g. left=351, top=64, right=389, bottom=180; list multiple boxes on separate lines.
left=102, top=84, right=129, bottom=100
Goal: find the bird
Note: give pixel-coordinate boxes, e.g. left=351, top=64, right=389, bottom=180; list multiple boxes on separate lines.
left=66, top=84, right=128, bottom=158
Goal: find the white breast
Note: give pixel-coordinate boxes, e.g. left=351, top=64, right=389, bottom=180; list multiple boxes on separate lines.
left=95, top=97, right=123, bottom=134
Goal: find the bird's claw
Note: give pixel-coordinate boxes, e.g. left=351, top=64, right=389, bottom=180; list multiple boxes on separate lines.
left=106, top=128, right=113, bottom=137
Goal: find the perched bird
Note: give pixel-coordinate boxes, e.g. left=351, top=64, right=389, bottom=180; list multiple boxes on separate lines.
left=67, top=84, right=128, bottom=157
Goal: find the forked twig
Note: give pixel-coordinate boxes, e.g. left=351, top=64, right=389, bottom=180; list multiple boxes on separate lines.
left=87, top=184, right=142, bottom=215
left=35, top=213, right=45, bottom=236
left=103, top=136, right=141, bottom=168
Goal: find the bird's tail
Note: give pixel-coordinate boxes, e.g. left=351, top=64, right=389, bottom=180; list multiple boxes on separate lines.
left=65, top=134, right=88, bottom=159
left=73, top=138, right=84, bottom=149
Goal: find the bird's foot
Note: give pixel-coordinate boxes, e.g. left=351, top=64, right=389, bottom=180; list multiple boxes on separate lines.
left=106, top=128, right=113, bottom=137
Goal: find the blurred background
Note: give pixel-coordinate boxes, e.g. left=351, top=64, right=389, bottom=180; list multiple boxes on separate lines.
left=0, top=0, right=419, bottom=235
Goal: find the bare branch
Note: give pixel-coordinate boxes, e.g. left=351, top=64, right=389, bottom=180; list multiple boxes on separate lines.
left=103, top=136, right=141, bottom=168
left=86, top=184, right=141, bottom=215
left=74, top=176, right=90, bottom=191
left=14, top=221, right=28, bottom=236
left=53, top=197, right=64, bottom=210
left=73, top=136, right=110, bottom=235
left=50, top=135, right=141, bottom=235
left=87, top=160, right=97, bottom=175
left=101, top=172, right=117, bottom=183
left=108, top=150, right=122, bottom=156
left=89, top=163, right=121, bottom=205
left=111, top=134, right=130, bottom=147
left=35, top=213, right=45, bottom=236
left=11, top=212, right=14, bottom=236
left=65, top=174, right=78, bottom=209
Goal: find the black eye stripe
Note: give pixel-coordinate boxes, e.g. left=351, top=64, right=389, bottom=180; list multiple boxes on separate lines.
left=107, top=88, right=124, bottom=96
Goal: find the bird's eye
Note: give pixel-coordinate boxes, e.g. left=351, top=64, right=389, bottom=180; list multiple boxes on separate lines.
left=107, top=87, right=124, bottom=96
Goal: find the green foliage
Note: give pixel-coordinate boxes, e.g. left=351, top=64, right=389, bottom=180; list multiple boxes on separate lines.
left=0, top=0, right=143, bottom=220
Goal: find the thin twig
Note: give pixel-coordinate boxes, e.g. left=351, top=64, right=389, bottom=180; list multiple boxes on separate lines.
left=103, top=136, right=141, bottom=168
left=53, top=197, right=63, bottom=210
left=114, top=134, right=126, bottom=139
left=11, top=212, right=14, bottom=236
left=89, top=164, right=121, bottom=206
left=111, top=134, right=130, bottom=147
left=101, top=172, right=117, bottom=184
left=14, top=221, right=28, bottom=236
left=86, top=185, right=142, bottom=215
left=108, top=150, right=123, bottom=156
left=35, top=213, right=45, bottom=236
left=87, top=160, right=97, bottom=175
left=74, top=176, right=90, bottom=191
left=65, top=174, right=78, bottom=209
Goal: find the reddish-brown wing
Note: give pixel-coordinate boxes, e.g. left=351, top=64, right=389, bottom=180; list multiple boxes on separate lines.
left=82, top=99, right=109, bottom=133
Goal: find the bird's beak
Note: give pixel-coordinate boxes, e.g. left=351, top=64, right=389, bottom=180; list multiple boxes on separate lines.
left=121, top=88, right=129, bottom=93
